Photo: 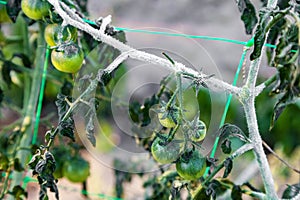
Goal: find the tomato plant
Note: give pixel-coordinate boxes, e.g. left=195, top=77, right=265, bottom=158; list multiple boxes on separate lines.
left=0, top=0, right=299, bottom=199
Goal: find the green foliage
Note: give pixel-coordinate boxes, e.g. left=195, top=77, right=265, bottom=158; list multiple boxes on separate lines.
left=55, top=94, right=75, bottom=141
left=28, top=151, right=59, bottom=199
left=6, top=0, right=21, bottom=23
left=282, top=182, right=300, bottom=199
left=8, top=185, right=27, bottom=200
left=222, top=158, right=233, bottom=178
left=236, top=0, right=258, bottom=35
left=231, top=185, right=242, bottom=200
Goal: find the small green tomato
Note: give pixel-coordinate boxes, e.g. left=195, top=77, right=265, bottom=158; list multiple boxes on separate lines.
left=191, top=120, right=207, bottom=142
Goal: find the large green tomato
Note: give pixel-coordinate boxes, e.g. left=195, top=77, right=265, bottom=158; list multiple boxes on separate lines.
left=21, top=0, right=50, bottom=20
left=51, top=42, right=84, bottom=73
left=151, top=137, right=182, bottom=164
left=63, top=156, right=90, bottom=183
left=176, top=150, right=206, bottom=180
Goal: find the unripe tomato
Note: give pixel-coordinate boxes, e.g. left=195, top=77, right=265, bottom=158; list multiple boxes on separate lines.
left=151, top=137, right=182, bottom=164
left=158, top=113, right=176, bottom=128
left=176, top=150, right=206, bottom=180
left=63, top=156, right=90, bottom=183
left=190, top=120, right=207, bottom=142
left=21, top=0, right=50, bottom=20
left=44, top=23, right=78, bottom=47
left=51, top=42, right=84, bottom=73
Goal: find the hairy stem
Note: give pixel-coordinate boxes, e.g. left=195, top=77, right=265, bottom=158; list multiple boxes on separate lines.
left=240, top=0, right=279, bottom=198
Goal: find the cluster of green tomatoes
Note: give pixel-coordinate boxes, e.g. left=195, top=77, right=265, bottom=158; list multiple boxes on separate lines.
left=152, top=109, right=208, bottom=180
left=53, top=150, right=90, bottom=183
left=21, top=0, right=84, bottom=73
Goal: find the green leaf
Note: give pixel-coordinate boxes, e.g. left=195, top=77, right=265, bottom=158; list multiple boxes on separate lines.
left=28, top=153, right=41, bottom=170
left=236, top=0, right=258, bottom=34
left=60, top=79, right=73, bottom=96
left=231, top=185, right=243, bottom=200
left=6, top=0, right=21, bottom=23
left=219, top=123, right=247, bottom=141
left=55, top=94, right=72, bottom=120
left=2, top=61, right=13, bottom=87
left=0, top=153, right=9, bottom=170
left=266, top=18, right=286, bottom=64
left=250, top=9, right=271, bottom=60
left=129, top=101, right=141, bottom=123
left=193, top=187, right=210, bottom=200
left=32, top=151, right=58, bottom=200
left=9, top=185, right=27, bottom=200
left=59, top=118, right=75, bottom=141
left=141, top=95, right=159, bottom=126
left=205, top=180, right=227, bottom=199
left=282, top=182, right=300, bottom=199
left=55, top=94, right=75, bottom=141
left=14, top=158, right=24, bottom=172
left=223, top=158, right=233, bottom=178
left=13, top=53, right=31, bottom=68
left=221, top=139, right=232, bottom=154
left=86, top=114, right=96, bottom=147
left=269, top=43, right=299, bottom=129
left=0, top=87, right=3, bottom=106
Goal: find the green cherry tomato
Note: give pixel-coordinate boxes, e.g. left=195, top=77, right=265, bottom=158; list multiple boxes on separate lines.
left=63, top=156, right=90, bottom=183
left=21, top=0, right=50, bottom=20
left=51, top=42, right=84, bottom=73
left=176, top=150, right=206, bottom=180
left=158, top=113, right=176, bottom=128
left=190, top=120, right=207, bottom=142
left=44, top=23, right=78, bottom=47
left=151, top=137, right=182, bottom=164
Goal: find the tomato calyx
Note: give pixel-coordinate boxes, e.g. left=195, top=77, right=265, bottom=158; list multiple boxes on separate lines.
left=157, top=101, right=180, bottom=128
left=45, top=23, right=77, bottom=47
left=185, top=114, right=207, bottom=142
left=178, top=148, right=194, bottom=163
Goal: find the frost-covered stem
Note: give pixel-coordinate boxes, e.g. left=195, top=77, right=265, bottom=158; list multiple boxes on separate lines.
left=241, top=0, right=278, bottom=199
left=243, top=100, right=277, bottom=199
left=47, top=0, right=241, bottom=96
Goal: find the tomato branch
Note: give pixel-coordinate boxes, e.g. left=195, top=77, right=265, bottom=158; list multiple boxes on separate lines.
left=47, top=0, right=242, bottom=97
left=202, top=143, right=253, bottom=186
left=241, top=0, right=279, bottom=199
